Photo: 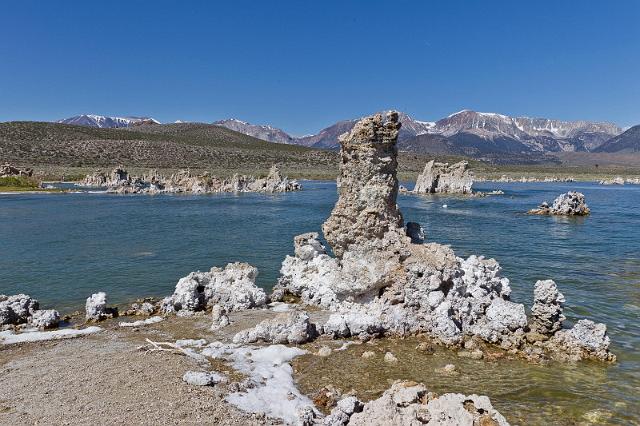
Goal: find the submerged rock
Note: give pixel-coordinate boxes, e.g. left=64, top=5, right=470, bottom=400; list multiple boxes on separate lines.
left=337, top=380, right=509, bottom=426
left=414, top=160, right=474, bottom=195
left=162, top=262, right=267, bottom=315
left=232, top=311, right=317, bottom=344
left=528, top=192, right=590, bottom=216
left=85, top=292, right=118, bottom=322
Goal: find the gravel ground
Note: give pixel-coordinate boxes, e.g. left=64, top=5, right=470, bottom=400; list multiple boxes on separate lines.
left=0, top=321, right=279, bottom=425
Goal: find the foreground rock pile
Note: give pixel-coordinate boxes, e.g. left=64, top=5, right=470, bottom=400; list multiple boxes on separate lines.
left=413, top=160, right=474, bottom=195
left=0, top=294, right=59, bottom=329
left=80, top=164, right=301, bottom=194
left=271, top=111, right=613, bottom=362
left=324, top=380, right=509, bottom=426
left=528, top=191, right=590, bottom=216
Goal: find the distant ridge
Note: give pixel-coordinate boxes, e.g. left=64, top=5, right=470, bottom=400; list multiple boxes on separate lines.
left=55, top=110, right=630, bottom=161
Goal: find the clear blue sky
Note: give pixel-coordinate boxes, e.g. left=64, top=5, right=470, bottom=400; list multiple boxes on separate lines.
left=1, top=0, right=638, bottom=135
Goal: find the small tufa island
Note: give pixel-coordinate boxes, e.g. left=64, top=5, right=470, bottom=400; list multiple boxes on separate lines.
left=413, top=160, right=474, bottom=195
left=80, top=164, right=301, bottom=194
left=528, top=191, right=591, bottom=216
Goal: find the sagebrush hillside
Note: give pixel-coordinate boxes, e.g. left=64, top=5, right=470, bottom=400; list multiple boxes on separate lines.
left=0, top=121, right=340, bottom=178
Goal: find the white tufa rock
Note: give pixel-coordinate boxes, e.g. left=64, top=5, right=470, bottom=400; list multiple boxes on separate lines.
left=530, top=280, right=565, bottom=335
left=210, top=305, right=231, bottom=331
left=232, top=311, right=317, bottom=345
left=343, top=381, right=509, bottom=426
left=529, top=191, right=590, bottom=216
left=85, top=292, right=117, bottom=322
left=273, top=112, right=614, bottom=362
left=162, top=262, right=267, bottom=314
left=30, top=309, right=60, bottom=329
left=0, top=294, right=39, bottom=326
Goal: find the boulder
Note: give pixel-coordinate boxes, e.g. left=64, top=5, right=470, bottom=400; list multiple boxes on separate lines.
left=162, top=262, right=267, bottom=314
left=232, top=311, right=317, bottom=344
left=549, top=319, right=615, bottom=362
left=30, top=309, right=60, bottom=329
left=0, top=294, right=39, bottom=326
left=414, top=160, right=474, bottom=194
left=344, top=381, right=509, bottom=426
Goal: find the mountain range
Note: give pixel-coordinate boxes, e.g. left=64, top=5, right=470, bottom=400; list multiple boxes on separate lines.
left=56, top=111, right=637, bottom=161
left=58, top=114, right=160, bottom=128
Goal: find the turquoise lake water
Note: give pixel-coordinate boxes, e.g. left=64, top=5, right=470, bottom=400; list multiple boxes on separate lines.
left=1, top=181, right=639, bottom=422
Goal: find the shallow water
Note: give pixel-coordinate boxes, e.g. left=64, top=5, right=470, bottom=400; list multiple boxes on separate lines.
left=1, top=181, right=639, bottom=423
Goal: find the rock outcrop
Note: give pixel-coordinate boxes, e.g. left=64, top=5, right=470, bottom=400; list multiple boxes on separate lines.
left=85, top=292, right=118, bottom=322
left=528, top=191, right=590, bottom=216
left=413, top=160, right=474, bottom=194
left=161, top=262, right=267, bottom=315
left=80, top=165, right=301, bottom=194
left=324, top=380, right=509, bottom=426
left=274, top=112, right=614, bottom=362
left=232, top=311, right=318, bottom=344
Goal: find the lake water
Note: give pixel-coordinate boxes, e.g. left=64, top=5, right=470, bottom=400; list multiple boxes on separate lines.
left=1, top=181, right=639, bottom=423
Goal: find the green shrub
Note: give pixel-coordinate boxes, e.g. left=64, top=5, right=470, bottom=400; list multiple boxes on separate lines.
left=0, top=175, right=38, bottom=188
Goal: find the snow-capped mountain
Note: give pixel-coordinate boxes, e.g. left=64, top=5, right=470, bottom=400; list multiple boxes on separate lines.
left=213, top=118, right=295, bottom=144
left=58, top=114, right=160, bottom=128
left=295, top=111, right=435, bottom=149
left=430, top=110, right=621, bottom=152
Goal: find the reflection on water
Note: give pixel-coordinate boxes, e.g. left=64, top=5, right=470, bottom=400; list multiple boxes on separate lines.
left=1, top=181, right=639, bottom=423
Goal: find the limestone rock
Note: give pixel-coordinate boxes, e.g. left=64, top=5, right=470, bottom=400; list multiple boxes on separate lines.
left=323, top=396, right=364, bottom=426
left=529, top=192, right=590, bottom=216
left=162, top=262, right=267, bottom=314
left=30, top=309, right=60, bottom=329
left=414, top=160, right=474, bottom=195
left=530, top=280, right=565, bottom=335
left=85, top=292, right=118, bottom=322
left=346, top=381, right=509, bottom=426
left=322, top=111, right=404, bottom=259
left=0, top=294, right=39, bottom=326
left=232, top=311, right=318, bottom=344
left=210, top=305, right=230, bottom=331
left=549, top=319, right=615, bottom=361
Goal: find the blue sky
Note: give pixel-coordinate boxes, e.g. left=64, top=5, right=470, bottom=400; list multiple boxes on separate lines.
left=1, top=1, right=638, bottom=135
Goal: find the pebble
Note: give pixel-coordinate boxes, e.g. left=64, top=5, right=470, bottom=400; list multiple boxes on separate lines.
left=384, top=352, right=398, bottom=363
